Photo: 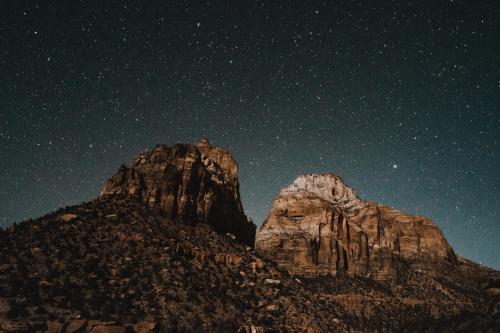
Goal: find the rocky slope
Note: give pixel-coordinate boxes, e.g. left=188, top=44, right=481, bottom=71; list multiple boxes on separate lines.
left=1, top=196, right=499, bottom=332
left=100, top=138, right=256, bottom=246
left=257, top=173, right=457, bottom=279
left=0, top=196, right=349, bottom=332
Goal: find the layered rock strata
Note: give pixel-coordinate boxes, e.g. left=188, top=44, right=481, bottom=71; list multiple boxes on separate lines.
left=256, top=173, right=456, bottom=279
left=100, top=139, right=256, bottom=246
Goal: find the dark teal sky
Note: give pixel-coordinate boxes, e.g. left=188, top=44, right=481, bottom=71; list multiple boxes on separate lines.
left=1, top=0, right=499, bottom=269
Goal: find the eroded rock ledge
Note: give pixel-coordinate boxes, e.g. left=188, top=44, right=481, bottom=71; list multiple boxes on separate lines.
left=256, top=173, right=456, bottom=279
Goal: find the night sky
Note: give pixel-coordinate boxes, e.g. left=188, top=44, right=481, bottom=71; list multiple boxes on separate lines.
left=1, top=1, right=499, bottom=269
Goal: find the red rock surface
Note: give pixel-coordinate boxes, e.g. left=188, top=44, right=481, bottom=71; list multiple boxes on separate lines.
left=256, top=173, right=457, bottom=279
left=100, top=139, right=256, bottom=246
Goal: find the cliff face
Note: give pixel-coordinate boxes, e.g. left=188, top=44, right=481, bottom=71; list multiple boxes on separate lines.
left=256, top=173, right=457, bottom=279
left=100, top=139, right=256, bottom=246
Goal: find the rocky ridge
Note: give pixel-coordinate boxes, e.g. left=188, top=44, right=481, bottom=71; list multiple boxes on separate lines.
left=256, top=173, right=457, bottom=279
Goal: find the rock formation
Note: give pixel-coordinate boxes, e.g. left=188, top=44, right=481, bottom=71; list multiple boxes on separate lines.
left=256, top=173, right=457, bottom=279
left=100, top=138, right=256, bottom=246
left=1, top=148, right=499, bottom=332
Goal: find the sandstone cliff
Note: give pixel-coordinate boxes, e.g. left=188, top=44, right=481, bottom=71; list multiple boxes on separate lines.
left=256, top=173, right=457, bottom=279
left=100, top=139, right=256, bottom=246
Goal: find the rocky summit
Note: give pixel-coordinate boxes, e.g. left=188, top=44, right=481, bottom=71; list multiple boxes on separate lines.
left=256, top=173, right=456, bottom=280
left=0, top=142, right=499, bottom=332
left=100, top=138, right=256, bottom=246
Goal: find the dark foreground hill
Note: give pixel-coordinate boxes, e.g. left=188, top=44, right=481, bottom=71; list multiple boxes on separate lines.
left=0, top=140, right=499, bottom=332
left=1, top=195, right=499, bottom=333
left=0, top=195, right=350, bottom=332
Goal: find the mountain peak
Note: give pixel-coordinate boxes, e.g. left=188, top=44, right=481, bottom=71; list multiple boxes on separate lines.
left=196, top=137, right=211, bottom=148
left=281, top=173, right=364, bottom=212
left=257, top=172, right=456, bottom=279
left=100, top=140, right=255, bottom=246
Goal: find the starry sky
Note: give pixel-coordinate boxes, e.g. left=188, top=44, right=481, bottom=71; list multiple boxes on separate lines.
left=1, top=1, right=499, bottom=269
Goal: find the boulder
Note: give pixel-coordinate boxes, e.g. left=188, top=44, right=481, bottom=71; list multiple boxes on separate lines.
left=88, top=325, right=126, bottom=333
left=45, top=321, right=64, bottom=333
left=65, top=320, right=87, bottom=333
left=59, top=213, right=78, bottom=222
left=132, top=321, right=156, bottom=333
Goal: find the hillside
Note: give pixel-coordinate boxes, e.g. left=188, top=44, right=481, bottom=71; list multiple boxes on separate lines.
left=0, top=141, right=498, bottom=332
